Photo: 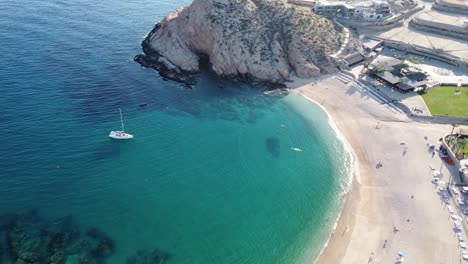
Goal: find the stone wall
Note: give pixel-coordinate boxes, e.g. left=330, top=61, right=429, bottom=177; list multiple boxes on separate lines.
left=433, top=0, right=468, bottom=15
left=410, top=17, right=468, bottom=41
left=379, top=39, right=468, bottom=70
left=443, top=135, right=462, bottom=167
left=439, top=83, right=468, bottom=87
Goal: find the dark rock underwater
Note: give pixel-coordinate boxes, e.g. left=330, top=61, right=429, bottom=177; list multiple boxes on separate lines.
left=0, top=210, right=169, bottom=264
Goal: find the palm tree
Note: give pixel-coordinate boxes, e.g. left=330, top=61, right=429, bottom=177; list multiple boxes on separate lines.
left=449, top=124, right=459, bottom=144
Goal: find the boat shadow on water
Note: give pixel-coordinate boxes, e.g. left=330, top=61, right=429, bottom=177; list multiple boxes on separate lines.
left=90, top=139, right=134, bottom=162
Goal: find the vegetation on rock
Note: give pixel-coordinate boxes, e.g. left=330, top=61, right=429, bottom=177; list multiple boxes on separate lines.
left=137, top=0, right=345, bottom=84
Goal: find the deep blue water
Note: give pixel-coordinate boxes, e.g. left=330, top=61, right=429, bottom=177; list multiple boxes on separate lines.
left=0, top=1, right=351, bottom=263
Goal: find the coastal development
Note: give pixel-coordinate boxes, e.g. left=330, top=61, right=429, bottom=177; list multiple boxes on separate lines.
left=1, top=0, right=468, bottom=262
left=141, top=0, right=468, bottom=263
left=287, top=0, right=468, bottom=262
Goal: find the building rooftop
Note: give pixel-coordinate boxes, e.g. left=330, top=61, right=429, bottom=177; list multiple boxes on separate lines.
left=362, top=38, right=382, bottom=50
left=396, top=79, right=428, bottom=90
left=375, top=71, right=401, bottom=84
left=343, top=52, right=366, bottom=66
left=371, top=58, right=404, bottom=71
left=314, top=0, right=354, bottom=8
left=406, top=72, right=428, bottom=81
left=354, top=1, right=374, bottom=7
left=369, top=57, right=429, bottom=91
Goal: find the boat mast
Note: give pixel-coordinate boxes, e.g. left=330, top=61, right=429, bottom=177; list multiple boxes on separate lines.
left=119, top=108, right=125, bottom=132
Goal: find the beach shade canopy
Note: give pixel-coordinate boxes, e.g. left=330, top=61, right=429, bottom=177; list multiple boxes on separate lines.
left=398, top=252, right=404, bottom=257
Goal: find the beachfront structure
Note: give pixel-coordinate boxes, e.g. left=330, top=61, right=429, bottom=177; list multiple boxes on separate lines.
left=368, top=58, right=429, bottom=92
left=313, top=0, right=391, bottom=21
left=342, top=52, right=367, bottom=67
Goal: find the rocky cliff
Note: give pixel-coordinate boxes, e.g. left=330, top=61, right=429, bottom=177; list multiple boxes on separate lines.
left=136, top=0, right=345, bottom=85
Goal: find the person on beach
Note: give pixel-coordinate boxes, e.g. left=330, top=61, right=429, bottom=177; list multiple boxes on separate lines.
left=377, top=160, right=383, bottom=168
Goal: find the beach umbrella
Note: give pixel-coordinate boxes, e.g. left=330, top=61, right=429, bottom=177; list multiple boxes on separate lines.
left=398, top=252, right=404, bottom=257
left=433, top=170, right=441, bottom=177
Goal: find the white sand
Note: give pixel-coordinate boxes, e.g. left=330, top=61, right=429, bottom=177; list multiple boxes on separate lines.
left=288, top=75, right=464, bottom=263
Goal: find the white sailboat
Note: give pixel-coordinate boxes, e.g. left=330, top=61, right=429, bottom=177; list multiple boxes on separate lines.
left=109, top=108, right=134, bottom=139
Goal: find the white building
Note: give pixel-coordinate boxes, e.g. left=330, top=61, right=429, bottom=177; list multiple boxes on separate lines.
left=314, top=1, right=355, bottom=17
left=314, top=0, right=391, bottom=21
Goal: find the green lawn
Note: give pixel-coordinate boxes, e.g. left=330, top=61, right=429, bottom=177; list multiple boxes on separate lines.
left=421, top=86, right=468, bottom=117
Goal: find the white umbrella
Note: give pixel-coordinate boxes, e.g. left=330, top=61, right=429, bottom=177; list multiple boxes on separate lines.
left=433, top=170, right=441, bottom=177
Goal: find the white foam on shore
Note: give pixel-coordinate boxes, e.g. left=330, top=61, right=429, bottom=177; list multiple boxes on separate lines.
left=298, top=93, right=359, bottom=264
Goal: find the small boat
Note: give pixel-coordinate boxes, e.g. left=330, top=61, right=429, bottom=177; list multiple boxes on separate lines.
left=109, top=108, right=134, bottom=140
left=291, top=147, right=302, bottom=152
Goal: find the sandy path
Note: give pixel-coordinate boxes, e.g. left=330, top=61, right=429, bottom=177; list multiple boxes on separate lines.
left=288, top=76, right=463, bottom=264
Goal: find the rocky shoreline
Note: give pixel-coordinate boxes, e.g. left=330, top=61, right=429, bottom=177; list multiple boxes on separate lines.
left=134, top=23, right=198, bottom=88
left=134, top=22, right=288, bottom=90
left=135, top=0, right=345, bottom=88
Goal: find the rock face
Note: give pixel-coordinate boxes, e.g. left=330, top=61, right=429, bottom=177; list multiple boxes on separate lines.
left=137, top=0, right=344, bottom=84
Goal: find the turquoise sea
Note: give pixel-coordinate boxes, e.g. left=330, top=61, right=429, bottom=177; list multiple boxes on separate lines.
left=0, top=0, right=352, bottom=263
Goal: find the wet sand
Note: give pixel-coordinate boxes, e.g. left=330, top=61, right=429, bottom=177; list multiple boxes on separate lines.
left=288, top=76, right=462, bottom=263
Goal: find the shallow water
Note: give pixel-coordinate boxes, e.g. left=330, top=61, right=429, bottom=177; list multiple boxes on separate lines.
left=0, top=0, right=352, bottom=263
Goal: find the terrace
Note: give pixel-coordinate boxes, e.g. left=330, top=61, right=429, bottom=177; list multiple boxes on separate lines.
left=368, top=57, right=429, bottom=92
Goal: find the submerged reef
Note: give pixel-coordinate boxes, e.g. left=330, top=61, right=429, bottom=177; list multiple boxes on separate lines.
left=126, top=249, right=170, bottom=264
left=0, top=210, right=170, bottom=264
left=265, top=136, right=281, bottom=158
left=2, top=210, right=113, bottom=264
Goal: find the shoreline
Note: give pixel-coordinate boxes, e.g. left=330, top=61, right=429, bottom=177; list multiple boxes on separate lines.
left=295, top=92, right=358, bottom=264
left=288, top=75, right=462, bottom=263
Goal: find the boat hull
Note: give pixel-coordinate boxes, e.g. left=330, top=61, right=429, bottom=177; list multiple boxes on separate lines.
left=109, top=131, right=134, bottom=139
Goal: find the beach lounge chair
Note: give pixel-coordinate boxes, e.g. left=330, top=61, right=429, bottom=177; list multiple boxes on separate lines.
left=452, top=214, right=462, bottom=220
left=448, top=206, right=454, bottom=214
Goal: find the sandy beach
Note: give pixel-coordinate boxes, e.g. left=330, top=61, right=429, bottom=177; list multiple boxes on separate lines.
left=288, top=75, right=465, bottom=263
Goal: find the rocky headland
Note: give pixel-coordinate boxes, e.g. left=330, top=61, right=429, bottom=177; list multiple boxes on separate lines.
left=135, top=0, right=345, bottom=86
